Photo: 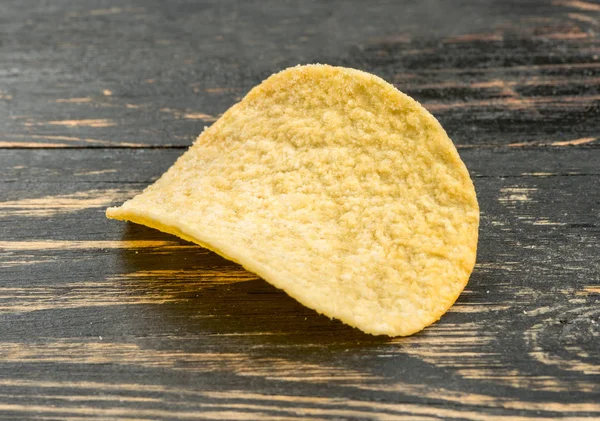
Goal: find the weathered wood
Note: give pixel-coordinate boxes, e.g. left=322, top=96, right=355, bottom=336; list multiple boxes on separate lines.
left=0, top=0, right=598, bottom=148
left=1, top=0, right=599, bottom=419
left=1, top=148, right=598, bottom=419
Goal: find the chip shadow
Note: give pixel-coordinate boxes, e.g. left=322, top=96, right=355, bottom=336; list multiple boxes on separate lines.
left=118, top=223, right=393, bottom=348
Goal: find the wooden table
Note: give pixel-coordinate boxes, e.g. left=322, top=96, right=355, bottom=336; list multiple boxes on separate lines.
left=1, top=1, right=599, bottom=419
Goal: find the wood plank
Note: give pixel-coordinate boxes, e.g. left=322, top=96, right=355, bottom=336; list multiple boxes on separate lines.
left=1, top=148, right=598, bottom=419
left=0, top=0, right=598, bottom=148
left=1, top=0, right=599, bottom=418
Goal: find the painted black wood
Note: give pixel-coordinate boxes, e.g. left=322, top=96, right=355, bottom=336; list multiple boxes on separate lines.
left=0, top=0, right=598, bottom=148
left=0, top=0, right=599, bottom=419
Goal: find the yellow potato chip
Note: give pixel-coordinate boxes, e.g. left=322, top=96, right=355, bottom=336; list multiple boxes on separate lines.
left=107, top=64, right=479, bottom=336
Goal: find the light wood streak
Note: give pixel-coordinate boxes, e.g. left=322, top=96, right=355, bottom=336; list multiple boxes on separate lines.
left=44, top=119, right=116, bottom=128
left=205, top=392, right=591, bottom=421
left=0, top=403, right=284, bottom=421
left=498, top=187, right=537, bottom=203
left=569, top=13, right=599, bottom=25
left=0, top=141, right=67, bottom=148
left=1, top=378, right=597, bottom=418
left=555, top=0, right=600, bottom=12
left=54, top=98, right=93, bottom=103
left=551, top=137, right=597, bottom=146
left=0, top=134, right=146, bottom=147
left=66, top=7, right=145, bottom=18
left=73, top=169, right=117, bottom=176
left=0, top=392, right=159, bottom=403
left=0, top=189, right=139, bottom=217
left=0, top=284, right=176, bottom=312
left=533, top=32, right=591, bottom=40
left=426, top=95, right=600, bottom=112
left=0, top=240, right=186, bottom=251
left=0, top=342, right=377, bottom=385
left=356, top=383, right=600, bottom=413
left=582, top=286, right=600, bottom=294
left=183, top=113, right=217, bottom=121
left=447, top=304, right=511, bottom=313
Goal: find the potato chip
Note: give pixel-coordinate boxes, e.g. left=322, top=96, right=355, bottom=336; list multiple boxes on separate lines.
left=107, top=64, right=479, bottom=336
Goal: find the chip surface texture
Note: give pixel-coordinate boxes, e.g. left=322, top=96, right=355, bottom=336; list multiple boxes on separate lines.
left=107, top=64, right=479, bottom=336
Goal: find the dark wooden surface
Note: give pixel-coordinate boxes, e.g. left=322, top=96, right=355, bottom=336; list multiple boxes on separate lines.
left=1, top=1, right=599, bottom=419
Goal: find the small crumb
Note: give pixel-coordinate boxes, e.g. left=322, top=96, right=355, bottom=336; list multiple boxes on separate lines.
left=99, top=336, right=103, bottom=340
left=486, top=290, right=490, bottom=294
left=523, top=310, right=527, bottom=314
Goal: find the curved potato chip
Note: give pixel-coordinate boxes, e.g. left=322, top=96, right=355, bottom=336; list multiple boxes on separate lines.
left=107, top=64, right=479, bottom=336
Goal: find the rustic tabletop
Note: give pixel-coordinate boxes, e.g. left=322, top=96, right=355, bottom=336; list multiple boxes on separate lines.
left=1, top=0, right=599, bottom=419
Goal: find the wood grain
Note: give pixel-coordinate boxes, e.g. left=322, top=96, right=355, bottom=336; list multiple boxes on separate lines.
left=1, top=148, right=598, bottom=419
left=0, top=0, right=599, bottom=149
left=0, top=0, right=599, bottom=419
